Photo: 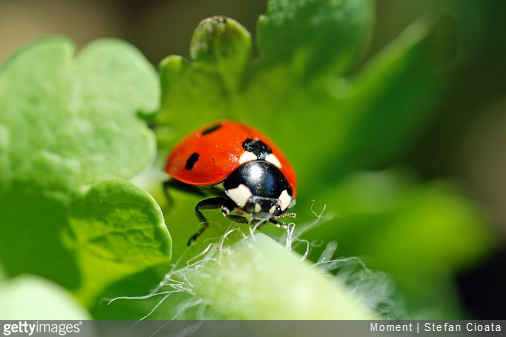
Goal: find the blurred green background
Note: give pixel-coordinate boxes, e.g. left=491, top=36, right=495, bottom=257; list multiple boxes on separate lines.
left=1, top=0, right=505, bottom=319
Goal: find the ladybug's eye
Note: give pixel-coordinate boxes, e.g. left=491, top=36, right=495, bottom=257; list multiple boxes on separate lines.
left=244, top=196, right=282, bottom=219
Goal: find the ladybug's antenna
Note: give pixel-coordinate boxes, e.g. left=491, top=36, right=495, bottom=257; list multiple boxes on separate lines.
left=273, top=212, right=296, bottom=220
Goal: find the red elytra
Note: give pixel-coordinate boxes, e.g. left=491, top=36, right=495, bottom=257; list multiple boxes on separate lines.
left=165, top=120, right=297, bottom=197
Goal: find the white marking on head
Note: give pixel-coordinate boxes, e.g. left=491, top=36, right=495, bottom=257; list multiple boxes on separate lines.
left=226, top=184, right=253, bottom=207
left=239, top=151, right=257, bottom=164
left=265, top=153, right=282, bottom=168
left=278, top=190, right=292, bottom=211
left=254, top=203, right=262, bottom=213
left=269, top=205, right=277, bottom=215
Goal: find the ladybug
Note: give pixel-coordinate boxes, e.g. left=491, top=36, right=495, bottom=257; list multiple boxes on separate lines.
left=164, top=120, right=297, bottom=244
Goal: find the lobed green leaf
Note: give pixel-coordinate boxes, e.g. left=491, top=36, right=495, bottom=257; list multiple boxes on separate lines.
left=0, top=37, right=169, bottom=313
left=67, top=179, right=171, bottom=306
left=0, top=37, right=159, bottom=198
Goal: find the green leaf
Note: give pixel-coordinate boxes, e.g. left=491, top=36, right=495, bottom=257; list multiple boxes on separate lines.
left=157, top=16, right=252, bottom=145
left=0, top=37, right=159, bottom=198
left=0, top=37, right=166, bottom=312
left=0, top=275, right=91, bottom=319
left=67, top=179, right=171, bottom=306
left=190, top=16, right=252, bottom=92
left=257, top=0, right=374, bottom=80
left=170, top=234, right=374, bottom=319
left=313, top=15, right=451, bottom=181
left=157, top=0, right=374, bottom=142
left=0, top=185, right=78, bottom=288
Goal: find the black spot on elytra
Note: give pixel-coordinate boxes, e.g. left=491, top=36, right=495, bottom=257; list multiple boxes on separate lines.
left=201, top=123, right=222, bottom=135
left=185, top=152, right=199, bottom=170
left=242, top=139, right=272, bottom=160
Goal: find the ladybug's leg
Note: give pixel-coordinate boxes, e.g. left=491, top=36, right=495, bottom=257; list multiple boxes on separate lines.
left=195, top=197, right=226, bottom=222
left=221, top=199, right=250, bottom=224
left=268, top=218, right=289, bottom=229
left=224, top=214, right=250, bottom=223
left=189, top=197, right=227, bottom=245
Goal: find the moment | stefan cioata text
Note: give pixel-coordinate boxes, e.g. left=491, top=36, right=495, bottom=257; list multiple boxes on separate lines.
left=371, top=322, right=502, bottom=333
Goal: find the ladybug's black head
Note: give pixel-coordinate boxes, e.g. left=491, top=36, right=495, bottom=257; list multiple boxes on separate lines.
left=223, top=160, right=295, bottom=220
